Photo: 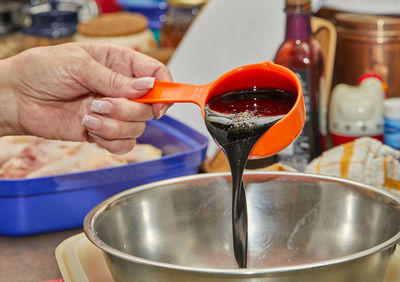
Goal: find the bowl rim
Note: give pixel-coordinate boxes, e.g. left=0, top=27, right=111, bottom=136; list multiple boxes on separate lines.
left=84, top=171, right=400, bottom=275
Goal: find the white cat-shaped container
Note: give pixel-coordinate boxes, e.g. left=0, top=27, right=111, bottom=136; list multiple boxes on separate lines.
left=329, top=74, right=385, bottom=146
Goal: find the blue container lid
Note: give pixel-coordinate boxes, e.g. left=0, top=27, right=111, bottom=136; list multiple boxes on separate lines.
left=117, top=0, right=167, bottom=30
left=117, top=0, right=167, bottom=9
left=23, top=0, right=78, bottom=38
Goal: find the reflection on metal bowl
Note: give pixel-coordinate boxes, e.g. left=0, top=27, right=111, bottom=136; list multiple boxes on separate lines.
left=84, top=172, right=400, bottom=282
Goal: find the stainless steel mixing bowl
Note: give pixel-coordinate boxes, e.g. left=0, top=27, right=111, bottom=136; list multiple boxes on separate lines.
left=84, top=172, right=400, bottom=282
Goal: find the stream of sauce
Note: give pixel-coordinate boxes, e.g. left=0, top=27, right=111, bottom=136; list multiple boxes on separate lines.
left=204, top=88, right=296, bottom=268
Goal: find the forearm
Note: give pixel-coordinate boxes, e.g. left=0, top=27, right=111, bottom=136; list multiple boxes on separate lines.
left=0, top=56, right=20, bottom=136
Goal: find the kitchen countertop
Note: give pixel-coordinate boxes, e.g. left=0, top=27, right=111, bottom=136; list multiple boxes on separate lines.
left=1, top=227, right=399, bottom=282
left=0, top=228, right=82, bottom=282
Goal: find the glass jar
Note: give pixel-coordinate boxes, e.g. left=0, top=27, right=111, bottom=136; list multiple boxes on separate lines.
left=333, top=13, right=400, bottom=98
left=160, top=0, right=206, bottom=48
left=22, top=0, right=79, bottom=50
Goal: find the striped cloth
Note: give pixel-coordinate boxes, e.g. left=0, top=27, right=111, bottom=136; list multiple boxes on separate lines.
left=306, top=137, right=400, bottom=193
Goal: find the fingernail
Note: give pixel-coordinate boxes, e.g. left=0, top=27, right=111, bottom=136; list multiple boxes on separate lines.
left=157, top=105, right=169, bottom=119
left=91, top=100, right=113, bottom=114
left=132, top=77, right=155, bottom=90
left=88, top=131, right=105, bottom=142
left=82, top=115, right=102, bottom=130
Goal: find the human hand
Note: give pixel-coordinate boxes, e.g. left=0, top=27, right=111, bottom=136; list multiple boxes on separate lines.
left=0, top=42, right=172, bottom=154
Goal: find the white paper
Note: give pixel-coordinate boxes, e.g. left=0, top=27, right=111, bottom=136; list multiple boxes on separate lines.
left=167, top=0, right=286, bottom=158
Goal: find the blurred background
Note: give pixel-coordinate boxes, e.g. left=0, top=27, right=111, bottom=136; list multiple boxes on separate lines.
left=0, top=0, right=207, bottom=62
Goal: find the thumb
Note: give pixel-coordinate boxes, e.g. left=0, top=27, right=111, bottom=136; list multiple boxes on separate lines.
left=81, top=59, right=155, bottom=98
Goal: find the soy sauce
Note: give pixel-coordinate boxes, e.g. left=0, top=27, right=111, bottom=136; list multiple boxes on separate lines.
left=204, top=88, right=296, bottom=268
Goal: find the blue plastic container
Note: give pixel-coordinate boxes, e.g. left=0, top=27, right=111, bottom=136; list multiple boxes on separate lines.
left=117, top=0, right=168, bottom=41
left=384, top=98, right=400, bottom=150
left=0, top=116, right=208, bottom=236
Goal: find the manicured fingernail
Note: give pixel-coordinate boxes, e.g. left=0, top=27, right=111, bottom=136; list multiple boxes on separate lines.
left=82, top=115, right=102, bottom=130
left=157, top=105, right=169, bottom=119
left=132, top=77, right=155, bottom=90
left=88, top=131, right=105, bottom=142
left=91, top=100, right=113, bottom=114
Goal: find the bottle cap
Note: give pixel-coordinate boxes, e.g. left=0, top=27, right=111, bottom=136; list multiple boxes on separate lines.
left=384, top=98, right=400, bottom=119
left=77, top=12, right=148, bottom=37
left=285, top=0, right=311, bottom=12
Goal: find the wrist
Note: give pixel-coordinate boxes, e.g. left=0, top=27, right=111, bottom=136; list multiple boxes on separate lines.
left=0, top=56, right=20, bottom=136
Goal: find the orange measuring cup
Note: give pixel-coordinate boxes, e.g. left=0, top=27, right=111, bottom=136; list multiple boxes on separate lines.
left=133, top=61, right=305, bottom=159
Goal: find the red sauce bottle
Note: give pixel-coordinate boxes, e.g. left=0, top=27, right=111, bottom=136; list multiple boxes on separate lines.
left=274, top=0, right=324, bottom=171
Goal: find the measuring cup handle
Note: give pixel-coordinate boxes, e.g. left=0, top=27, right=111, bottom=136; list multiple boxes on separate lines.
left=132, top=81, right=208, bottom=107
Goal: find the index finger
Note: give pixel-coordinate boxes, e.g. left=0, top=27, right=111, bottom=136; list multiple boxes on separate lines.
left=77, top=42, right=173, bottom=81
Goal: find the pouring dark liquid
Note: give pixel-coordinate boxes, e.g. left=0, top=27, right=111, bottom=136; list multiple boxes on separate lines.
left=204, top=88, right=296, bottom=268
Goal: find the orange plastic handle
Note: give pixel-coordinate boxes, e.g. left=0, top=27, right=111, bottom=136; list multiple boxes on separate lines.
left=132, top=81, right=211, bottom=110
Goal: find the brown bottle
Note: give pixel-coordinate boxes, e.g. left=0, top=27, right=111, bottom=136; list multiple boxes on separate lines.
left=274, top=0, right=324, bottom=171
